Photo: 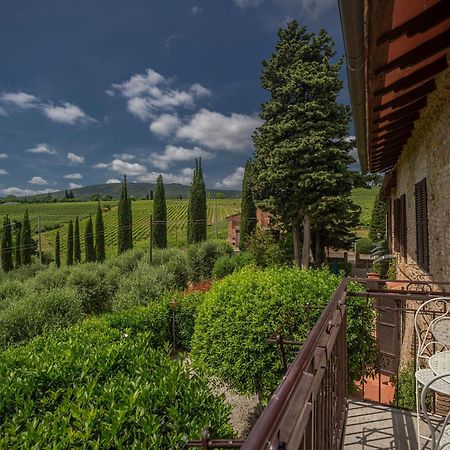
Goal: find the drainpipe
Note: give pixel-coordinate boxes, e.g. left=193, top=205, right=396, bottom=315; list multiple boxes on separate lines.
left=338, top=0, right=368, bottom=173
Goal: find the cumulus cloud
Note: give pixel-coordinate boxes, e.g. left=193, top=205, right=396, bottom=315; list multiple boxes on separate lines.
left=0, top=91, right=38, bottom=109
left=26, top=143, right=56, bottom=155
left=63, top=173, right=83, bottom=179
left=0, top=106, right=7, bottom=116
left=176, top=109, right=261, bottom=151
left=150, top=145, right=212, bottom=170
left=43, top=102, right=94, bottom=125
left=113, top=153, right=135, bottom=161
left=67, top=152, right=85, bottom=164
left=28, top=176, right=49, bottom=185
left=0, top=187, right=56, bottom=197
left=0, top=153, right=8, bottom=159
left=190, top=5, right=203, bottom=14
left=93, top=162, right=110, bottom=169
left=0, top=169, right=8, bottom=175
left=149, top=113, right=181, bottom=137
left=110, top=159, right=147, bottom=175
left=137, top=167, right=194, bottom=185
left=215, top=166, right=245, bottom=189
left=68, top=183, right=82, bottom=189
left=110, top=68, right=211, bottom=120
left=106, top=178, right=121, bottom=184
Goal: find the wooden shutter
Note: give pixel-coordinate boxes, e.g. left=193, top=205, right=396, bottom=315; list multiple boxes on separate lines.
left=393, top=198, right=400, bottom=252
left=400, top=194, right=407, bottom=259
left=387, top=198, right=392, bottom=252
left=415, top=178, right=429, bottom=272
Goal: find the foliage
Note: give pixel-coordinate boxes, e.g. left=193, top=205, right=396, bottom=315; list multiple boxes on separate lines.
left=28, top=266, right=71, bottom=293
left=188, top=240, right=233, bottom=281
left=0, top=280, right=28, bottom=312
left=14, top=224, right=21, bottom=268
left=369, top=192, right=387, bottom=242
left=20, top=209, right=33, bottom=265
left=351, top=188, right=380, bottom=228
left=95, top=203, right=106, bottom=262
left=394, top=362, right=416, bottom=411
left=84, top=215, right=96, bottom=262
left=355, top=237, right=374, bottom=254
left=74, top=215, right=81, bottom=263
left=252, top=21, right=356, bottom=264
left=153, top=174, right=168, bottom=248
left=240, top=161, right=257, bottom=249
left=247, top=227, right=292, bottom=268
left=1, top=215, right=14, bottom=272
left=151, top=248, right=191, bottom=290
left=117, top=175, right=133, bottom=254
left=66, top=220, right=74, bottom=265
left=188, top=158, right=207, bottom=244
left=0, top=287, right=83, bottom=348
left=55, top=230, right=61, bottom=267
left=387, top=257, right=397, bottom=280
left=212, top=255, right=239, bottom=279
left=0, top=314, right=232, bottom=448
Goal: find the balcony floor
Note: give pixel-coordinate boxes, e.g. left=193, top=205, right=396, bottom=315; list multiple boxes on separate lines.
left=343, top=400, right=433, bottom=449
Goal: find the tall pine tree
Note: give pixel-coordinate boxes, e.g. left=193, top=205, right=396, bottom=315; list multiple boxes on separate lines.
left=369, top=192, right=387, bottom=242
left=55, top=231, right=61, bottom=268
left=85, top=216, right=96, bottom=262
left=118, top=175, right=133, bottom=253
left=240, top=161, right=257, bottom=249
left=153, top=175, right=167, bottom=248
left=74, top=216, right=81, bottom=263
left=15, top=223, right=21, bottom=268
left=95, top=203, right=106, bottom=262
left=1, top=216, right=14, bottom=272
left=252, top=21, right=357, bottom=268
left=67, top=220, right=74, bottom=266
left=20, top=210, right=33, bottom=265
left=187, top=158, right=207, bottom=244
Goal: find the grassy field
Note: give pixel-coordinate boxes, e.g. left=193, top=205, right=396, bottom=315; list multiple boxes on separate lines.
left=351, top=187, right=379, bottom=238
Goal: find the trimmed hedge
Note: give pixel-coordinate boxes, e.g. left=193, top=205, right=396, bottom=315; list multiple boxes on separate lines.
left=355, top=237, right=373, bottom=254
left=188, top=241, right=233, bottom=281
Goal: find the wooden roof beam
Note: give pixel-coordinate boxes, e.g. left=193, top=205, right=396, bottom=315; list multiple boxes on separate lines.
left=372, top=128, right=413, bottom=144
left=373, top=97, right=427, bottom=124
left=372, top=112, right=419, bottom=134
left=377, top=1, right=450, bottom=44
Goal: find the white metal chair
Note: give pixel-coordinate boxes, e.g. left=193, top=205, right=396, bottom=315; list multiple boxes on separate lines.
left=420, top=372, right=450, bottom=449
left=414, top=297, right=450, bottom=448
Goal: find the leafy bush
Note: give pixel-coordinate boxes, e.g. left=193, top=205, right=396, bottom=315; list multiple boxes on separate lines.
left=0, top=314, right=232, bottom=448
left=112, top=262, right=175, bottom=311
left=104, top=248, right=146, bottom=275
left=27, top=266, right=71, bottom=292
left=0, top=287, right=83, bottom=347
left=152, top=248, right=191, bottom=290
left=212, top=255, right=238, bottom=279
left=355, top=237, right=373, bottom=254
left=188, top=241, right=233, bottom=281
left=68, top=263, right=120, bottom=314
left=0, top=279, right=28, bottom=311
left=247, top=228, right=293, bottom=268
left=394, top=362, right=416, bottom=410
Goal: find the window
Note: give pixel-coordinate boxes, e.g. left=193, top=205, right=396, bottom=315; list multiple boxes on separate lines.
left=415, top=178, right=429, bottom=272
left=393, top=194, right=407, bottom=258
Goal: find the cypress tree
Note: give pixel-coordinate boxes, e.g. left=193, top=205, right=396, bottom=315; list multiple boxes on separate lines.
left=85, top=215, right=96, bottom=262
left=118, top=175, right=133, bottom=254
left=15, top=223, right=22, bottom=268
left=369, top=192, right=387, bottom=242
left=153, top=175, right=167, bottom=248
left=187, top=158, right=207, bottom=244
left=95, top=203, right=106, bottom=262
left=150, top=190, right=154, bottom=200
left=67, top=220, right=74, bottom=266
left=1, top=216, right=14, bottom=272
left=74, top=216, right=81, bottom=263
left=55, top=230, right=61, bottom=268
left=240, top=161, right=257, bottom=249
left=20, top=210, right=33, bottom=265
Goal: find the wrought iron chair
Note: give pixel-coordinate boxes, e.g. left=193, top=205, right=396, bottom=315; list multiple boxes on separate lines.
left=420, top=372, right=450, bottom=449
left=414, top=297, right=450, bottom=448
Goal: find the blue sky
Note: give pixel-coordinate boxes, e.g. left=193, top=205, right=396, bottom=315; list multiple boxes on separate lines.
left=0, top=0, right=351, bottom=196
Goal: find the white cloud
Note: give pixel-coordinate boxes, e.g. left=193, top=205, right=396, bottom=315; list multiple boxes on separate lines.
left=176, top=109, right=261, bottom=151
left=113, top=153, right=135, bottom=161
left=190, top=5, right=203, bottom=14
left=149, top=113, right=181, bottom=137
left=0, top=106, right=7, bottom=116
left=215, top=167, right=245, bottom=189
left=137, top=167, right=194, bottom=185
left=0, top=187, right=56, bottom=197
left=43, top=102, right=94, bottom=125
left=189, top=83, right=211, bottom=97
left=67, top=152, right=85, bottom=164
left=63, top=173, right=83, bottom=179
left=93, top=162, right=110, bottom=169
left=0, top=153, right=8, bottom=159
left=0, top=169, right=8, bottom=175
left=106, top=178, right=121, bottom=184
left=233, top=0, right=264, bottom=8
left=0, top=91, right=38, bottom=109
left=111, top=69, right=165, bottom=98
left=28, top=176, right=49, bottom=185
left=68, top=183, right=82, bottom=189
left=110, top=159, right=147, bottom=175
left=26, top=143, right=56, bottom=155
left=150, top=145, right=212, bottom=170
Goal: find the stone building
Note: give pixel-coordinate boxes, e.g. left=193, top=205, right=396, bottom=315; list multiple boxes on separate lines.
left=226, top=209, right=271, bottom=248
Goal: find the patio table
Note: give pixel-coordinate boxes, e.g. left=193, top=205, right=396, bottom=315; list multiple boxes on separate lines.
left=429, top=350, right=450, bottom=385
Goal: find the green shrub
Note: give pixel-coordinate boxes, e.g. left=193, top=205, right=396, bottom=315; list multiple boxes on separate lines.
left=68, top=263, right=119, bottom=314
left=355, top=237, right=373, bottom=254
left=152, top=248, right=191, bottom=290
left=188, top=240, right=233, bottom=281
left=0, top=315, right=232, bottom=448
left=0, top=279, right=28, bottom=311
left=394, top=362, right=416, bottom=410
left=212, top=255, right=238, bottom=279
left=104, top=248, right=146, bottom=275
left=0, top=287, right=83, bottom=347
left=27, top=266, right=71, bottom=292
left=247, top=228, right=293, bottom=268
left=112, top=262, right=175, bottom=311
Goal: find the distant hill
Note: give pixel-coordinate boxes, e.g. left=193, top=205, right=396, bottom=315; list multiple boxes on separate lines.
left=4, top=183, right=241, bottom=201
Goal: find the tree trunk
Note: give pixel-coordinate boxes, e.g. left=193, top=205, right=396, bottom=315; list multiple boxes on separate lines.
left=302, top=213, right=311, bottom=270
left=292, top=224, right=302, bottom=268
left=314, top=232, right=326, bottom=267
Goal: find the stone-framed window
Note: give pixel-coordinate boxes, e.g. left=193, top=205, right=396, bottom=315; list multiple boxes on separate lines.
left=415, top=178, right=429, bottom=272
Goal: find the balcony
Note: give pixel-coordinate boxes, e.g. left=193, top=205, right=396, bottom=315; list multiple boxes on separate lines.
left=186, top=278, right=450, bottom=449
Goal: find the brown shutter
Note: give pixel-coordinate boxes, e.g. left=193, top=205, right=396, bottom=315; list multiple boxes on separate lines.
left=415, top=178, right=429, bottom=272
left=393, top=198, right=400, bottom=252
left=400, top=194, right=407, bottom=259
